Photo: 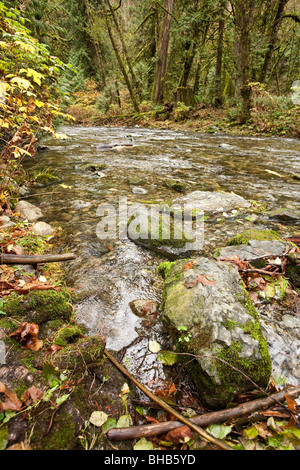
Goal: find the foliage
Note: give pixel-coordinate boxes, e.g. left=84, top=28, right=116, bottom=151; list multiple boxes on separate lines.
left=0, top=1, right=74, bottom=207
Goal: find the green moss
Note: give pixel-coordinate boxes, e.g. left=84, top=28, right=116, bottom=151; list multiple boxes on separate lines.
left=165, top=179, right=186, bottom=193
left=51, top=337, right=106, bottom=370
left=54, top=324, right=86, bottom=347
left=37, top=409, right=77, bottom=450
left=2, top=289, right=73, bottom=324
left=226, top=229, right=283, bottom=246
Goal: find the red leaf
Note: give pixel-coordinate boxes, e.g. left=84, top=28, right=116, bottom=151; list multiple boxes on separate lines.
left=184, top=274, right=215, bottom=288
left=165, top=425, right=193, bottom=445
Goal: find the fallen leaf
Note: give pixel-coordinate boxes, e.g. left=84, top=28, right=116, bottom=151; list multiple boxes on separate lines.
left=184, top=274, right=215, bottom=288
left=121, top=383, right=130, bottom=395
left=165, top=425, right=193, bottom=445
left=0, top=381, right=22, bottom=412
left=133, top=438, right=154, bottom=450
left=9, top=322, right=43, bottom=351
left=184, top=261, right=194, bottom=271
left=47, top=344, right=63, bottom=355
left=22, top=386, right=43, bottom=406
left=89, top=410, right=109, bottom=427
left=149, top=339, right=161, bottom=353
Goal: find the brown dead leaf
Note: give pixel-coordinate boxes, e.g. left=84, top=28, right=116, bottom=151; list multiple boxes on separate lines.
left=184, top=274, right=215, bottom=289
left=0, top=381, right=22, bottom=412
left=22, top=386, right=43, bottom=406
left=164, top=425, right=193, bottom=445
left=47, top=344, right=63, bottom=355
left=9, top=322, right=43, bottom=351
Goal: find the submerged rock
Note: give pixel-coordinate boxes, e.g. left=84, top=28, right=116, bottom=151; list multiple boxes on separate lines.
left=176, top=190, right=251, bottom=216
left=129, top=299, right=159, bottom=318
left=159, top=257, right=272, bottom=409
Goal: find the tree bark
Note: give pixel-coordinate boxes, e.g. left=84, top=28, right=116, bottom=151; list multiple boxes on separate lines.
left=231, top=0, right=256, bottom=123
left=83, top=0, right=106, bottom=88
left=99, top=0, right=140, bottom=112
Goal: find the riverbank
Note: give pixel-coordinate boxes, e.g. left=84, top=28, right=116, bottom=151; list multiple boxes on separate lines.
left=65, top=82, right=300, bottom=139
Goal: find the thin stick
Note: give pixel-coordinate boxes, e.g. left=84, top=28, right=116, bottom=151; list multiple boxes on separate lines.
left=104, top=349, right=234, bottom=451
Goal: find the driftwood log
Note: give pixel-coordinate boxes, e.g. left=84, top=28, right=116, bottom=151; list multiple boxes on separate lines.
left=0, top=253, right=76, bottom=265
left=107, top=385, right=300, bottom=441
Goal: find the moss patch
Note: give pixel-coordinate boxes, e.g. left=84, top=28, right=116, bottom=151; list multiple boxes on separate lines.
left=226, top=229, right=283, bottom=246
left=2, top=289, right=73, bottom=325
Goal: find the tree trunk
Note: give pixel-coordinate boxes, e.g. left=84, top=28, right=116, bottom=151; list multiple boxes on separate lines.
left=99, top=0, right=140, bottom=112
left=152, top=0, right=175, bottom=105
left=259, top=0, right=289, bottom=83
left=232, top=0, right=256, bottom=123
left=83, top=0, right=106, bottom=88
left=106, top=0, right=141, bottom=99
left=214, top=0, right=227, bottom=107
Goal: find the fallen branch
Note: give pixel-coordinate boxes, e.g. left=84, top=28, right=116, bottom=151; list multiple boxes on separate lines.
left=104, top=349, right=234, bottom=451
left=0, top=253, right=76, bottom=265
left=107, top=384, right=300, bottom=441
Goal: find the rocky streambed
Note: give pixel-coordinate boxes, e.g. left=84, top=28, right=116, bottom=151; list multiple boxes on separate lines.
left=1, top=126, right=300, bottom=449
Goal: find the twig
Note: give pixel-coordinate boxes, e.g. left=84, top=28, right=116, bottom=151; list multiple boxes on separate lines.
left=104, top=349, right=234, bottom=450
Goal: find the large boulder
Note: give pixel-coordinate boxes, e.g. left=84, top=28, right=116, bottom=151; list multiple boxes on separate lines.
left=127, top=207, right=202, bottom=259
left=159, top=257, right=272, bottom=410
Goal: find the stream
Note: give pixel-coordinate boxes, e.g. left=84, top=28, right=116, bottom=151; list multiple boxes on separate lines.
left=24, top=125, right=300, bottom=390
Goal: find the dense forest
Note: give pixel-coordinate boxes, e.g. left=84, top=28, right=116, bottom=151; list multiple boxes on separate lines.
left=1, top=0, right=300, bottom=139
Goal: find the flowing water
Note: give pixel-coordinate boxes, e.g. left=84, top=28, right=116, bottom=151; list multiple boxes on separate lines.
left=23, top=126, right=300, bottom=388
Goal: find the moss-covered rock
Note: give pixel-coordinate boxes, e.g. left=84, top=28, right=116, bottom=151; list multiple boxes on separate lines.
left=160, top=257, right=272, bottom=409
left=2, top=289, right=73, bottom=325
left=127, top=208, right=195, bottom=259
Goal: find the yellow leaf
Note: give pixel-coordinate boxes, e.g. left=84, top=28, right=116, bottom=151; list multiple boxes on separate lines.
left=60, top=184, right=73, bottom=189
left=34, top=100, right=44, bottom=108
left=53, top=133, right=68, bottom=140
left=14, top=41, right=36, bottom=54
left=10, top=77, right=32, bottom=90
left=20, top=68, right=44, bottom=86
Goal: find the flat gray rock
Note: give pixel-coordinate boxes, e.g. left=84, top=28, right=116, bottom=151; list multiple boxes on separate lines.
left=177, top=191, right=251, bottom=214
left=216, top=240, right=291, bottom=262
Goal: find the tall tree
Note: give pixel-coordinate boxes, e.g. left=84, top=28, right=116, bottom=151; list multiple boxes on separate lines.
left=231, top=0, right=256, bottom=123
left=152, top=0, right=175, bottom=105
left=214, top=0, right=227, bottom=107
left=259, top=0, right=289, bottom=83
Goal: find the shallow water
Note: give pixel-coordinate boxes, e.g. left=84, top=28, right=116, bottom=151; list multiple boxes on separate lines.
left=24, top=126, right=300, bottom=366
